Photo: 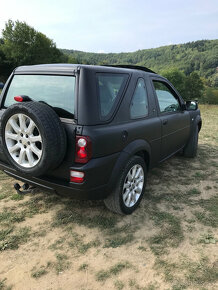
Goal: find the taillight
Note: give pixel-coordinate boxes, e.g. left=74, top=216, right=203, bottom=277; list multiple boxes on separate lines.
left=75, top=136, right=92, bottom=163
left=14, top=96, right=24, bottom=102
left=70, top=170, right=84, bottom=183
left=14, top=95, right=32, bottom=102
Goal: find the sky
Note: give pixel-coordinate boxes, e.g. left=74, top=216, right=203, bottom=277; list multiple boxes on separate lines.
left=0, top=0, right=217, bottom=53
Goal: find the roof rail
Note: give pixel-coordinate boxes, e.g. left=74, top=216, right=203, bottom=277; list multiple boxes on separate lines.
left=103, top=64, right=156, bottom=74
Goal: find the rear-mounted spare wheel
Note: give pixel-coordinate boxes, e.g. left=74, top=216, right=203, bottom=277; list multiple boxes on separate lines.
left=1, top=102, right=67, bottom=177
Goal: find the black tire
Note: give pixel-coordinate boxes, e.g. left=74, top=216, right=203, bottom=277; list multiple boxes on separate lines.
left=1, top=102, right=66, bottom=176
left=183, top=126, right=198, bottom=158
left=104, top=155, right=146, bottom=215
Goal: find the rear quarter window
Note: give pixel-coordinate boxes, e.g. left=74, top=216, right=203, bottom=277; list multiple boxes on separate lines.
left=96, top=73, right=128, bottom=120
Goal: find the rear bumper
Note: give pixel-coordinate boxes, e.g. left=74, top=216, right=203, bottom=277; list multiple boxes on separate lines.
left=0, top=152, right=120, bottom=200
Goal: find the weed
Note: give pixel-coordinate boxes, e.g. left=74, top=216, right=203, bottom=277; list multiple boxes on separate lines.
left=199, top=233, right=217, bottom=244
left=55, top=253, right=70, bottom=274
left=78, top=263, right=89, bottom=271
left=31, top=267, right=48, bottom=278
left=10, top=194, right=24, bottom=201
left=0, top=227, right=14, bottom=241
left=53, top=209, right=118, bottom=230
left=114, top=280, right=125, bottom=290
left=148, top=210, right=183, bottom=255
left=0, top=227, right=31, bottom=251
left=194, top=196, right=218, bottom=227
left=104, top=234, right=134, bottom=248
left=138, top=246, right=147, bottom=252
left=187, top=188, right=201, bottom=195
left=0, top=210, right=26, bottom=225
left=96, top=262, right=131, bottom=282
left=185, top=257, right=218, bottom=285
left=0, top=278, right=12, bottom=290
left=68, top=232, right=101, bottom=253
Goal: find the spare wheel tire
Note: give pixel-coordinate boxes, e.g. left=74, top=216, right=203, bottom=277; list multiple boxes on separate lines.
left=1, top=102, right=67, bottom=177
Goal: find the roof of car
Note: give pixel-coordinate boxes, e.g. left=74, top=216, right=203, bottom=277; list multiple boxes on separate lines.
left=14, top=64, right=156, bottom=75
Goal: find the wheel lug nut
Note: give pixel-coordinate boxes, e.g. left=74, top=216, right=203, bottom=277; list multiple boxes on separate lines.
left=26, top=134, right=28, bottom=138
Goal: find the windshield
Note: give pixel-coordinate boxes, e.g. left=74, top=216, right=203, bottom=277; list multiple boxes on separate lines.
left=4, top=74, right=75, bottom=118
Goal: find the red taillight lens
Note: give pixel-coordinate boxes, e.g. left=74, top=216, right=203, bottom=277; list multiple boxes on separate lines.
left=14, top=96, right=24, bottom=102
left=70, top=170, right=84, bottom=183
left=75, top=136, right=92, bottom=164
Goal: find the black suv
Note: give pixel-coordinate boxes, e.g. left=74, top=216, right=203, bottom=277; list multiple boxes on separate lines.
left=0, top=64, right=202, bottom=214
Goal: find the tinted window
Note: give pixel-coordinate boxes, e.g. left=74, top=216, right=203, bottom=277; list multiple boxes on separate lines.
left=130, top=78, right=148, bottom=118
left=5, top=75, right=75, bottom=117
left=153, top=81, right=180, bottom=113
left=97, top=73, right=127, bottom=118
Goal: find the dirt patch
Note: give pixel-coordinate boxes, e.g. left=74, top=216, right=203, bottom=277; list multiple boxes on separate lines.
left=0, top=105, right=218, bottom=290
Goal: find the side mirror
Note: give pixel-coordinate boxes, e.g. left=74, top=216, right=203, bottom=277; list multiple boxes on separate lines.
left=186, top=101, right=198, bottom=111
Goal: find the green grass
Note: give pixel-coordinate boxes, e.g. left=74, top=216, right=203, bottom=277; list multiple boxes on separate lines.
left=67, top=231, right=101, bottom=254
left=53, top=208, right=118, bottom=230
left=187, top=188, right=201, bottom=196
left=55, top=253, right=70, bottom=274
left=0, top=227, right=31, bottom=251
left=114, top=280, right=125, bottom=290
left=148, top=210, right=183, bottom=255
left=0, top=210, right=26, bottom=225
left=96, top=262, right=131, bottom=282
left=31, top=267, right=48, bottom=279
left=194, top=195, right=218, bottom=227
left=104, top=234, right=134, bottom=248
left=155, top=256, right=218, bottom=289
left=78, top=263, right=89, bottom=271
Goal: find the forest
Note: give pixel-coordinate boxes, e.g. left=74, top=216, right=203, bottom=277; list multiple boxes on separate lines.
left=0, top=20, right=218, bottom=103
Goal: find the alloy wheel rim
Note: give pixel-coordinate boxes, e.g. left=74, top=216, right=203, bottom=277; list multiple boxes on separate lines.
left=122, top=164, right=144, bottom=207
left=5, top=114, right=42, bottom=168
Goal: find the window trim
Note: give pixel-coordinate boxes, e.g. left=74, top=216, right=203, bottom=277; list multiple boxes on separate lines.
left=129, top=77, right=149, bottom=120
left=151, top=78, right=182, bottom=116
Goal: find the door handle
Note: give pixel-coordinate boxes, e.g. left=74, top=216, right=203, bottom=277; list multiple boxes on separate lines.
left=163, top=119, right=168, bottom=125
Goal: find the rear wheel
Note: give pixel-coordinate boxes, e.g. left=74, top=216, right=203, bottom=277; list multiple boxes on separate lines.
left=104, top=156, right=146, bottom=214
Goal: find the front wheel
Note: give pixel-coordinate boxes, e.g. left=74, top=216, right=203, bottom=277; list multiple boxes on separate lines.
left=104, top=156, right=146, bottom=214
left=183, top=126, right=198, bottom=158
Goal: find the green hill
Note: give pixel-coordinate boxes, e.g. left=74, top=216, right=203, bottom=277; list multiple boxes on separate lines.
left=62, top=39, right=218, bottom=87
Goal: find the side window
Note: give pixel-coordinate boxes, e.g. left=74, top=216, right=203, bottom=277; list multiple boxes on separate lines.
left=130, top=78, right=148, bottom=119
left=153, top=81, right=180, bottom=113
left=97, top=73, right=127, bottom=119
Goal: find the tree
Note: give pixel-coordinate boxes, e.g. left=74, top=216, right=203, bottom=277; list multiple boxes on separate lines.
left=0, top=39, right=14, bottom=82
left=185, top=72, right=204, bottom=101
left=161, top=68, right=186, bottom=97
left=1, top=20, right=66, bottom=66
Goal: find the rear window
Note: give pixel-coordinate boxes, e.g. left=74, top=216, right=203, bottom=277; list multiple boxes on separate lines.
left=96, top=73, right=128, bottom=119
left=4, top=75, right=75, bottom=118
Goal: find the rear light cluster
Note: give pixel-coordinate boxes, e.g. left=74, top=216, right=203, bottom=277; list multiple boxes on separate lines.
left=14, top=96, right=24, bottom=102
left=75, top=136, right=92, bottom=164
left=70, top=170, right=84, bottom=183
left=70, top=136, right=92, bottom=183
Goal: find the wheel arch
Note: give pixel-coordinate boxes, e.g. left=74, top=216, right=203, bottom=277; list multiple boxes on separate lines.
left=107, top=139, right=151, bottom=195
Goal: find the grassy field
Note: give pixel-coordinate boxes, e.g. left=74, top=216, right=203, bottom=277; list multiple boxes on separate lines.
left=0, top=105, right=217, bottom=290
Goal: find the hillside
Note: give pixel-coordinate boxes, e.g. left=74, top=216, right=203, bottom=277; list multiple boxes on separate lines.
left=62, top=39, right=218, bottom=86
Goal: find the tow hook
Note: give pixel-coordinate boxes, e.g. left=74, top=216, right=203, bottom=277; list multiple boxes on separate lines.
left=13, top=183, right=36, bottom=195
